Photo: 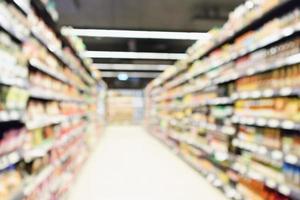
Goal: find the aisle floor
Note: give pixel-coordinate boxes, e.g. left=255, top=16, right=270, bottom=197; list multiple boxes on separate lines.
left=68, top=125, right=228, bottom=200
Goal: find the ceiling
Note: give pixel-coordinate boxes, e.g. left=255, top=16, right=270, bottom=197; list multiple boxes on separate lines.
left=55, top=0, right=242, bottom=89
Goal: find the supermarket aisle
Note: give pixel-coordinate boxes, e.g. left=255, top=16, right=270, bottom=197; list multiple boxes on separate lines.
left=68, top=125, right=227, bottom=200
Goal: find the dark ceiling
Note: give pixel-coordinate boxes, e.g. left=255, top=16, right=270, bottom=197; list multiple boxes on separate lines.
left=55, top=0, right=242, bottom=89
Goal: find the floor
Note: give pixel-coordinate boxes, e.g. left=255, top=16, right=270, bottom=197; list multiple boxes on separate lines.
left=68, top=125, right=228, bottom=200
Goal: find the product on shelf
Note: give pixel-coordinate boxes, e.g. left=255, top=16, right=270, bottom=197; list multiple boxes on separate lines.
left=0, top=1, right=104, bottom=199
left=145, top=1, right=300, bottom=199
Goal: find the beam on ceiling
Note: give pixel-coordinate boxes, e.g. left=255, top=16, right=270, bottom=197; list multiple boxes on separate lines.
left=83, top=51, right=186, bottom=60
left=101, top=71, right=160, bottom=78
left=92, top=64, right=169, bottom=71
left=63, top=28, right=209, bottom=40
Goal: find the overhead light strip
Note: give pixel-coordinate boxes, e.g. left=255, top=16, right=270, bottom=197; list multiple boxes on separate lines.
left=92, top=64, right=169, bottom=71
left=83, top=51, right=186, bottom=60
left=64, top=28, right=209, bottom=40
left=101, top=71, right=160, bottom=78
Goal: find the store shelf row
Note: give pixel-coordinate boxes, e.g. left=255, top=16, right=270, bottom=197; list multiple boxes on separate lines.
left=189, top=0, right=298, bottom=63
left=231, top=163, right=300, bottom=200
left=29, top=87, right=85, bottom=103
left=30, top=0, right=95, bottom=82
left=26, top=112, right=89, bottom=130
left=180, top=154, right=242, bottom=200
left=173, top=24, right=300, bottom=88
left=29, top=58, right=70, bottom=84
left=232, top=138, right=300, bottom=166
left=215, top=52, right=300, bottom=85
left=0, top=75, right=28, bottom=89
left=0, top=16, right=24, bottom=44
left=232, top=87, right=300, bottom=100
left=231, top=115, right=300, bottom=131
left=151, top=131, right=242, bottom=200
left=156, top=50, right=300, bottom=103
left=0, top=123, right=87, bottom=179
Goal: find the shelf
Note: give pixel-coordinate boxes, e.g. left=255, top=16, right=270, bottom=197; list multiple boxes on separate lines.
left=231, top=115, right=300, bottom=131
left=0, top=151, right=21, bottom=171
left=22, top=141, right=53, bottom=162
left=31, top=30, right=70, bottom=66
left=0, top=110, right=24, bottom=122
left=30, top=0, right=96, bottom=84
left=232, top=87, right=300, bottom=100
left=0, top=74, right=28, bottom=88
left=215, top=51, right=300, bottom=85
left=192, top=0, right=298, bottom=62
left=5, top=0, right=30, bottom=16
left=232, top=162, right=300, bottom=200
left=26, top=113, right=86, bottom=130
left=191, top=120, right=236, bottom=136
left=195, top=24, right=300, bottom=83
left=29, top=58, right=70, bottom=84
left=29, top=87, right=84, bottom=103
left=232, top=138, right=300, bottom=166
left=181, top=155, right=242, bottom=200
left=154, top=3, right=300, bottom=93
left=0, top=21, right=25, bottom=44
left=54, top=125, right=86, bottom=148
left=23, top=165, right=54, bottom=197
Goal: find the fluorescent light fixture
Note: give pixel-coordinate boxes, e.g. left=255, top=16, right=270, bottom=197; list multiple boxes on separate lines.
left=92, top=64, right=169, bottom=71
left=117, top=73, right=129, bottom=81
left=83, top=51, right=186, bottom=60
left=63, top=28, right=209, bottom=40
left=102, top=72, right=160, bottom=78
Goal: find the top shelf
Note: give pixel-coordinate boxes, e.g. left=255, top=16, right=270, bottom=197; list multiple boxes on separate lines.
left=29, top=0, right=96, bottom=84
left=191, top=0, right=298, bottom=63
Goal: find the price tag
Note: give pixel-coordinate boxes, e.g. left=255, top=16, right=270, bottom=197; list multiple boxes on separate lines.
left=280, top=87, right=292, bottom=96
left=258, top=146, right=267, bottom=155
left=271, top=150, right=283, bottom=160
left=268, top=119, right=280, bottom=128
left=222, top=126, right=235, bottom=135
left=246, top=68, right=255, bottom=76
left=231, top=116, right=239, bottom=123
left=285, top=154, right=298, bottom=165
left=231, top=93, right=238, bottom=100
left=281, top=120, right=295, bottom=130
left=246, top=117, right=255, bottom=125
left=0, top=111, right=9, bottom=121
left=279, top=185, right=291, bottom=196
left=251, top=90, right=261, bottom=98
left=257, top=118, right=267, bottom=126
left=8, top=152, right=20, bottom=163
left=0, top=156, right=9, bottom=170
left=240, top=92, right=249, bottom=99
left=263, top=89, right=274, bottom=97
left=266, top=179, right=277, bottom=189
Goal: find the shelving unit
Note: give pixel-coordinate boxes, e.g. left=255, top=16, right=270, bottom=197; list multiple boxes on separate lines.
left=0, top=0, right=105, bottom=199
left=146, top=1, right=300, bottom=200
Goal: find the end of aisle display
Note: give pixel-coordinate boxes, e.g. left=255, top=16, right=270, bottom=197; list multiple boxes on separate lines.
left=0, top=0, right=107, bottom=199
left=145, top=0, right=300, bottom=200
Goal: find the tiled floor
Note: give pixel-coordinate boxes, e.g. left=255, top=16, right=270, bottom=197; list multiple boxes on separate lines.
left=68, top=125, right=228, bottom=200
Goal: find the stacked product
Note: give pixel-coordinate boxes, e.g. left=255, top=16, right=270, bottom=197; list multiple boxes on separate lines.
left=146, top=0, right=300, bottom=200
left=0, top=0, right=104, bottom=200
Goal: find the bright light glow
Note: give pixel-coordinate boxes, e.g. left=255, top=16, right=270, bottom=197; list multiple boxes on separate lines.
left=83, top=51, right=187, bottom=60
left=102, top=72, right=160, bottom=78
left=117, top=73, right=129, bottom=81
left=92, top=64, right=169, bottom=71
left=63, top=28, right=209, bottom=40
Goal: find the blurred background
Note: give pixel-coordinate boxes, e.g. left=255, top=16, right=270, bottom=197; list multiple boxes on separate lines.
left=1, top=0, right=300, bottom=200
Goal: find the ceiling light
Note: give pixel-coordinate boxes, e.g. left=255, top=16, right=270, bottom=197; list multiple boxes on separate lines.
left=83, top=51, right=187, bottom=60
left=102, top=72, right=160, bottom=78
left=117, top=73, right=129, bottom=81
left=63, top=28, right=209, bottom=40
left=92, top=64, right=169, bottom=71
